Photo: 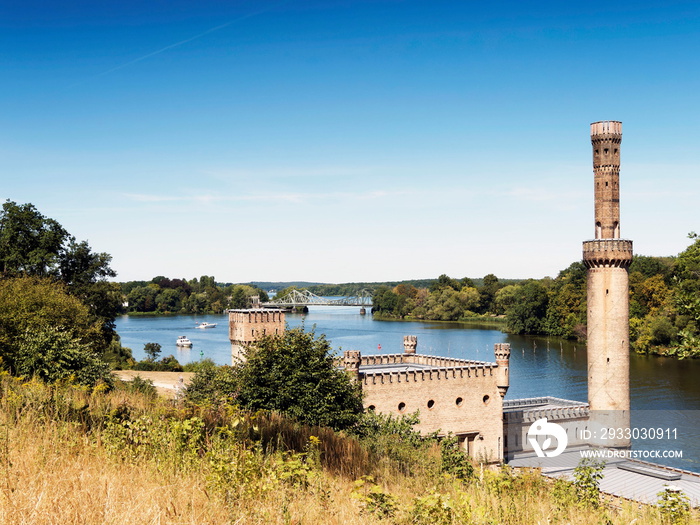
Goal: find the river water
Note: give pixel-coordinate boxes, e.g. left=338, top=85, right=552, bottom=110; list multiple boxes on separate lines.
left=115, top=306, right=700, bottom=472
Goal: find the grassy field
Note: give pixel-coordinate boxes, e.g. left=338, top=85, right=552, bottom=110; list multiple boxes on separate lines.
left=0, top=373, right=695, bottom=524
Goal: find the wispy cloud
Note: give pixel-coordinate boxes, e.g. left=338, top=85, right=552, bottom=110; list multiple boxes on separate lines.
left=72, top=1, right=288, bottom=86
left=123, top=188, right=413, bottom=205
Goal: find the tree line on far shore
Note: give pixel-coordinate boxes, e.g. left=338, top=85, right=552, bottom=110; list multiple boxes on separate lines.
left=121, top=277, right=269, bottom=314
left=372, top=234, right=700, bottom=359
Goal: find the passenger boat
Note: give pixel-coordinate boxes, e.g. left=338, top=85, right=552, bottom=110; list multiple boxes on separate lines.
left=196, top=322, right=217, bottom=329
left=176, top=335, right=193, bottom=347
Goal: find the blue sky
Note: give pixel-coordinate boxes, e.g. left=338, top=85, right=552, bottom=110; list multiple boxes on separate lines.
left=2, top=0, right=699, bottom=283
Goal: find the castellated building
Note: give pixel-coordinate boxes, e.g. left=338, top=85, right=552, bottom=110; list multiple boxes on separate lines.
left=228, top=309, right=511, bottom=461
left=343, top=336, right=511, bottom=462
left=228, top=309, right=285, bottom=361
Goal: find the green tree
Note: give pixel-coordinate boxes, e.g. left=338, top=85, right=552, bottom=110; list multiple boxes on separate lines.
left=59, top=239, right=123, bottom=339
left=15, top=327, right=111, bottom=386
left=477, top=273, right=501, bottom=314
left=0, top=201, right=123, bottom=345
left=0, top=200, right=68, bottom=277
left=0, top=277, right=110, bottom=385
left=238, top=328, right=364, bottom=430
left=543, top=262, right=587, bottom=339
left=188, top=328, right=364, bottom=430
left=143, top=342, right=162, bottom=361
left=505, top=280, right=550, bottom=334
left=492, top=284, right=519, bottom=316
left=430, top=274, right=462, bottom=292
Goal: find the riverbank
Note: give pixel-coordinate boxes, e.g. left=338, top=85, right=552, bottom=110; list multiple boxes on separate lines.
left=370, top=312, right=507, bottom=326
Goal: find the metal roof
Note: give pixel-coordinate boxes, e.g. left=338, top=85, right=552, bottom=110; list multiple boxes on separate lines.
left=508, top=447, right=700, bottom=506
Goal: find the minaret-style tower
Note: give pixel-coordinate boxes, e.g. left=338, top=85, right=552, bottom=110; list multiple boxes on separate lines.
left=583, top=121, right=633, bottom=448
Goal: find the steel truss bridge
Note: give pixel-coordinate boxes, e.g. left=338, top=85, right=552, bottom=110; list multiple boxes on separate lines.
left=263, top=289, right=373, bottom=308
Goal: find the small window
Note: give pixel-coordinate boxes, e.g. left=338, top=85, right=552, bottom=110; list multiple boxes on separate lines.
left=427, top=399, right=435, bottom=409
left=483, top=395, right=490, bottom=405
left=455, top=397, right=464, bottom=406
left=398, top=402, right=406, bottom=412
left=367, top=405, right=376, bottom=412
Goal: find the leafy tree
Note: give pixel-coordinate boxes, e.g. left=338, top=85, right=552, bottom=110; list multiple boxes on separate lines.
left=430, top=274, right=462, bottom=292
left=505, top=280, right=550, bottom=334
left=237, top=328, right=364, bottom=430
left=143, top=342, right=162, bottom=361
left=187, top=328, right=364, bottom=430
left=185, top=361, right=238, bottom=404
left=543, top=262, right=587, bottom=339
left=0, top=200, right=68, bottom=277
left=477, top=273, right=501, bottom=314
left=227, top=284, right=262, bottom=309
left=0, top=277, right=110, bottom=385
left=630, top=254, right=674, bottom=282
left=15, top=327, right=112, bottom=387
left=492, top=284, right=519, bottom=316
left=126, top=285, right=159, bottom=312
left=59, top=239, right=123, bottom=339
left=0, top=201, right=123, bottom=347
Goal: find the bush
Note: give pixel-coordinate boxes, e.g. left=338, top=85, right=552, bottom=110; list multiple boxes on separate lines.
left=186, top=327, right=363, bottom=431
left=133, top=355, right=183, bottom=372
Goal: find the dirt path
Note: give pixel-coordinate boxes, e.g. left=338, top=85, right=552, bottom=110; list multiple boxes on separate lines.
left=112, top=370, right=195, bottom=398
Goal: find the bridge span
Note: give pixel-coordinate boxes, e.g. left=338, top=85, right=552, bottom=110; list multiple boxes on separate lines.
left=262, top=289, right=373, bottom=308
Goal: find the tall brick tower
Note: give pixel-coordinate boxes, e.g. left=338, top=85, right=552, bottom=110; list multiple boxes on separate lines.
left=582, top=121, right=633, bottom=447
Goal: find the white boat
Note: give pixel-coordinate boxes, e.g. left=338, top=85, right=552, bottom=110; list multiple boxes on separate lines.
left=196, top=322, right=217, bottom=329
left=176, top=335, right=193, bottom=347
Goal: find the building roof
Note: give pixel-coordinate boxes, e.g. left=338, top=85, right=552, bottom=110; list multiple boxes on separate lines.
left=509, top=447, right=700, bottom=506
left=503, top=396, right=589, bottom=411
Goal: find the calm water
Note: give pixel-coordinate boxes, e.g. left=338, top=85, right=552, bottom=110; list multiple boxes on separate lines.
left=115, top=307, right=700, bottom=472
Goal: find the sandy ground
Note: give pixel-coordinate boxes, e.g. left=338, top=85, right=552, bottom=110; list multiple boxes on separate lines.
left=112, top=370, right=195, bottom=398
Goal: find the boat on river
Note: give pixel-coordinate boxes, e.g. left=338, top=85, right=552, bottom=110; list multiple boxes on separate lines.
left=176, top=335, right=193, bottom=347
left=196, top=322, right=217, bottom=329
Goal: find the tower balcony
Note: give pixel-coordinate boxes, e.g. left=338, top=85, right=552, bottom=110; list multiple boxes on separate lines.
left=582, top=239, right=633, bottom=268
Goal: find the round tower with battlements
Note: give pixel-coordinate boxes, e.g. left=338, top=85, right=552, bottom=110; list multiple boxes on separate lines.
left=583, top=121, right=632, bottom=448
left=343, top=350, right=361, bottom=380
left=494, top=343, right=511, bottom=398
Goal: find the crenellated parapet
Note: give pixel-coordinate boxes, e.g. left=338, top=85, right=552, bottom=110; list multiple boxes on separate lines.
left=494, top=343, right=510, bottom=363
left=359, top=352, right=493, bottom=368
left=361, top=363, right=496, bottom=386
left=582, top=239, right=633, bottom=268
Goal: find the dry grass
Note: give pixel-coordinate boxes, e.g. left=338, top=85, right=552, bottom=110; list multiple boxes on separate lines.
left=0, top=375, right=696, bottom=525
